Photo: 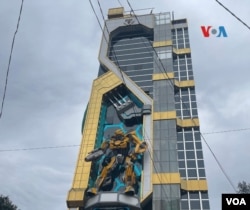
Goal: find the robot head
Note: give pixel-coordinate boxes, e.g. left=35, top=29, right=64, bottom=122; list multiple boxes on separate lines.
left=114, top=129, right=125, bottom=140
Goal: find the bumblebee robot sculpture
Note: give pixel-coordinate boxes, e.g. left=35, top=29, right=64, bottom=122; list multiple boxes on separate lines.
left=85, top=129, right=147, bottom=196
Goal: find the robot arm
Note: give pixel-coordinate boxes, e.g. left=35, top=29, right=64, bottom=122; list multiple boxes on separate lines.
left=85, top=148, right=104, bottom=162
left=127, top=131, right=147, bottom=157
left=84, top=141, right=109, bottom=162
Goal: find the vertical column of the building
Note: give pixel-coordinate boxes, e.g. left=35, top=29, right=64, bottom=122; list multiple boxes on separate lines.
left=172, top=20, right=210, bottom=210
left=152, top=12, right=181, bottom=210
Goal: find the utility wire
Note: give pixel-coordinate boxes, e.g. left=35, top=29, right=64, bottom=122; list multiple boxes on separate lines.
left=200, top=133, right=237, bottom=192
left=125, top=0, right=184, bottom=102
left=96, top=0, right=127, bottom=84
left=122, top=14, right=177, bottom=205
left=126, top=0, right=237, bottom=192
left=124, top=0, right=179, bottom=203
left=93, top=0, right=172, bottom=203
left=0, top=125, right=249, bottom=152
left=92, top=0, right=238, bottom=195
left=0, top=144, right=80, bottom=152
left=203, top=127, right=250, bottom=135
left=0, top=0, right=24, bottom=119
left=117, top=0, right=123, bottom=7
left=113, top=0, right=238, bottom=193
left=215, top=0, right=250, bottom=30
left=89, top=0, right=109, bottom=45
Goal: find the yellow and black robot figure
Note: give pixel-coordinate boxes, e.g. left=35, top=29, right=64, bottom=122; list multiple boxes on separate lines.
left=85, top=129, right=147, bottom=196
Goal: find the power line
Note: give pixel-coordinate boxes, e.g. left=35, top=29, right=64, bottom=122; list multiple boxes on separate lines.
left=124, top=1, right=239, bottom=193
left=91, top=0, right=238, bottom=195
left=215, top=0, right=250, bottom=31
left=0, top=0, right=24, bottom=119
left=89, top=0, right=109, bottom=44
left=125, top=0, right=190, bottom=114
left=92, top=0, right=172, bottom=203
left=124, top=0, right=180, bottom=203
left=117, top=0, right=123, bottom=7
left=1, top=126, right=249, bottom=152
left=96, top=0, right=128, bottom=84
left=126, top=0, right=237, bottom=192
left=200, top=133, right=237, bottom=192
left=0, top=144, right=80, bottom=152
left=203, top=127, right=250, bottom=135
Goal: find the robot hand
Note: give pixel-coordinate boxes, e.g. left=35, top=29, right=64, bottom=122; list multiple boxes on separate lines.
left=139, top=142, right=147, bottom=149
left=85, top=148, right=104, bottom=162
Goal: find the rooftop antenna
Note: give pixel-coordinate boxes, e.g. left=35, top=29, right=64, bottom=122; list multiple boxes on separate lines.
left=172, top=11, right=175, bottom=21
left=124, top=8, right=154, bottom=15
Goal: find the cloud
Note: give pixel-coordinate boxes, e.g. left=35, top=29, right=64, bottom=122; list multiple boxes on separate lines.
left=0, top=0, right=250, bottom=210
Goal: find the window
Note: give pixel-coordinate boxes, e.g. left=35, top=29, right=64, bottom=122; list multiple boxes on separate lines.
left=157, top=50, right=172, bottom=59
left=178, top=43, right=184, bottom=49
left=179, top=161, right=185, bottom=168
left=180, top=65, right=187, bottom=71
left=186, top=151, right=195, bottom=159
left=189, top=192, right=200, bottom=199
left=178, top=151, right=185, bottom=159
left=155, top=13, right=171, bottom=25
left=195, top=142, right=202, bottom=149
left=181, top=200, right=189, bottom=209
left=177, top=143, right=184, bottom=150
left=196, top=151, right=203, bottom=159
left=202, top=200, right=210, bottom=209
left=199, top=169, right=206, bottom=177
left=187, top=160, right=196, bottom=168
left=190, top=200, right=200, bottom=209
left=179, top=169, right=186, bottom=177
left=188, top=169, right=197, bottom=177
left=175, top=103, right=181, bottom=109
left=184, top=132, right=193, bottom=140
left=192, top=109, right=198, bottom=116
left=198, top=160, right=204, bottom=168
left=201, top=192, right=209, bottom=199
left=181, top=190, right=188, bottom=199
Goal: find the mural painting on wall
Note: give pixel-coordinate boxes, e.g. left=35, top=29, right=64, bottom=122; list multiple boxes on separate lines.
left=84, top=85, right=147, bottom=196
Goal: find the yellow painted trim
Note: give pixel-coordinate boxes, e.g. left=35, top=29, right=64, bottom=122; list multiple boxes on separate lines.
left=152, top=72, right=174, bottom=81
left=152, top=173, right=181, bottom=184
left=153, top=111, right=176, bottom=120
left=177, top=118, right=200, bottom=127
left=108, top=7, right=124, bottom=19
left=152, top=174, right=208, bottom=191
left=173, top=48, right=191, bottom=54
left=140, top=191, right=152, bottom=205
left=141, top=109, right=153, bottom=201
left=181, top=180, right=208, bottom=191
left=67, top=189, right=85, bottom=208
left=153, top=40, right=172, bottom=48
left=67, top=71, right=122, bottom=208
left=174, top=80, right=195, bottom=88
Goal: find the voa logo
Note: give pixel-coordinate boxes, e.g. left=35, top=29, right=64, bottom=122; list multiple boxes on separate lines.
left=201, top=26, right=228, bottom=37
left=222, top=194, right=250, bottom=209
left=226, top=198, right=246, bottom=206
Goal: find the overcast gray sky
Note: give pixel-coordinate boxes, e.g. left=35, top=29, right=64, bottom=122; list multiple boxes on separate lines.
left=0, top=0, right=250, bottom=209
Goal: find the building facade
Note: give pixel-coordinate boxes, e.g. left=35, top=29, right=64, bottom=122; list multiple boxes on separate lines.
left=67, top=7, right=210, bottom=210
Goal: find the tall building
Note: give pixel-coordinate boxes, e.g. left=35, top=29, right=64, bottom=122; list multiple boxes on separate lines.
left=67, top=7, right=210, bottom=210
